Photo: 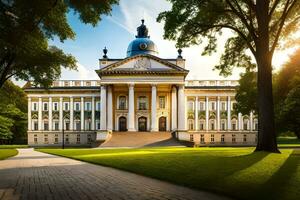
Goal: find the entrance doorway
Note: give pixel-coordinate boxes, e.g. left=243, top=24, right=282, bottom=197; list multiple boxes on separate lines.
left=138, top=117, right=147, bottom=131
left=119, top=117, right=127, bottom=131
left=159, top=117, right=167, bottom=131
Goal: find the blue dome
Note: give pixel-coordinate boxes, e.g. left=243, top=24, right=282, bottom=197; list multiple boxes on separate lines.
left=126, top=37, right=158, bottom=57
left=126, top=19, right=158, bottom=57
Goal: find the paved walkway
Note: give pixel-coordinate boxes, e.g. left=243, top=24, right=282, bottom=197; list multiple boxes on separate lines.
left=0, top=149, right=231, bottom=200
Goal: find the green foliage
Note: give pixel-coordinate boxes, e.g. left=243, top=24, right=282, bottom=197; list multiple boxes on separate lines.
left=39, top=148, right=300, bottom=200
left=0, top=0, right=118, bottom=87
left=235, top=71, right=257, bottom=115
left=0, top=81, right=27, bottom=142
left=158, top=0, right=300, bottom=76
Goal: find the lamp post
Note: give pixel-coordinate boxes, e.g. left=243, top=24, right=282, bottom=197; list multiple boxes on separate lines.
left=62, top=117, right=65, bottom=149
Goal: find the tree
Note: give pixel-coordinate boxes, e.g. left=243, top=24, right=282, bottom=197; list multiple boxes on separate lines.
left=0, top=0, right=118, bottom=88
left=235, top=48, right=300, bottom=138
left=235, top=70, right=257, bottom=115
left=279, top=86, right=300, bottom=139
left=158, top=0, right=300, bottom=152
left=0, top=81, right=27, bottom=143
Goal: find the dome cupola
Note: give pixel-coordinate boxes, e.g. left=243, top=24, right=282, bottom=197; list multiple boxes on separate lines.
left=126, top=20, right=158, bottom=57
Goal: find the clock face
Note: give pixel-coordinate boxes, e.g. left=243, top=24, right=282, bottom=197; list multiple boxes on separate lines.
left=134, top=58, right=151, bottom=70
left=139, top=43, right=148, bottom=50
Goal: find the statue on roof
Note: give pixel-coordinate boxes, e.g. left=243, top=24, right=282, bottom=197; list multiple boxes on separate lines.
left=136, top=19, right=149, bottom=38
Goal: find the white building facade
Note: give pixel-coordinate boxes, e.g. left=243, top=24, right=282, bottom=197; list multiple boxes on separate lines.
left=24, top=20, right=257, bottom=146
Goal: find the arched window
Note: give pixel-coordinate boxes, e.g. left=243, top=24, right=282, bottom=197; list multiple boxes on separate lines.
left=243, top=118, right=249, bottom=130
left=119, top=96, right=126, bottom=110
left=231, top=118, right=237, bottom=131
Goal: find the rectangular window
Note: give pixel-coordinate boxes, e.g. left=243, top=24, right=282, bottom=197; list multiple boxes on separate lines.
left=76, top=122, right=81, bottom=131
left=138, top=96, right=147, bottom=110
left=221, top=134, right=225, bottom=143
left=232, top=123, right=236, bottom=131
left=188, top=101, right=194, bottom=111
left=211, top=102, right=215, bottom=110
left=87, top=134, right=92, bottom=144
left=34, top=122, right=38, bottom=130
left=64, top=102, right=69, bottom=111
left=255, top=123, right=258, bottom=131
left=221, top=122, right=225, bottom=130
left=43, top=103, right=48, bottom=111
left=243, top=134, right=247, bottom=142
left=33, top=102, right=38, bottom=111
left=159, top=96, right=165, bottom=109
left=65, top=122, right=70, bottom=131
left=200, top=123, right=204, bottom=130
left=75, top=102, right=80, bottom=111
left=76, top=134, right=81, bottom=144
left=97, top=122, right=100, bottom=130
left=221, top=102, right=226, bottom=111
left=44, top=134, right=48, bottom=144
left=190, top=134, right=194, bottom=142
left=200, top=134, right=205, bottom=143
left=85, top=102, right=91, bottom=111
left=34, top=134, right=38, bottom=143
left=44, top=122, right=49, bottom=131
left=54, top=134, right=58, bottom=144
left=232, top=134, right=236, bottom=143
left=53, top=102, right=58, bottom=111
left=65, top=135, right=69, bottom=144
left=96, top=102, right=100, bottom=111
left=244, top=122, right=248, bottom=130
left=211, top=134, right=214, bottom=143
left=54, top=122, right=59, bottom=131
left=200, top=102, right=205, bottom=111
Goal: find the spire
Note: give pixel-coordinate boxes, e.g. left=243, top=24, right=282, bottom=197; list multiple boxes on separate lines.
left=136, top=19, right=149, bottom=38
left=103, top=47, right=108, bottom=59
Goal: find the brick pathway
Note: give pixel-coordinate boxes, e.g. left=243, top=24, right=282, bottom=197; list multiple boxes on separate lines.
left=0, top=149, right=231, bottom=200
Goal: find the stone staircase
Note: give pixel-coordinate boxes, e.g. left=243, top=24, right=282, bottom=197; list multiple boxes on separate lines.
left=99, top=132, right=183, bottom=148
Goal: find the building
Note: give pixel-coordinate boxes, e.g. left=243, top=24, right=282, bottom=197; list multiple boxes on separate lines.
left=24, top=20, right=257, bottom=146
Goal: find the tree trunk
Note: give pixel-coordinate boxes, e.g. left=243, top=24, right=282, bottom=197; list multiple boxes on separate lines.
left=255, top=0, right=279, bottom=153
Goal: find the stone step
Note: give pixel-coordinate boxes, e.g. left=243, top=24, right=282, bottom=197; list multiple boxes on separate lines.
left=100, top=131, right=183, bottom=147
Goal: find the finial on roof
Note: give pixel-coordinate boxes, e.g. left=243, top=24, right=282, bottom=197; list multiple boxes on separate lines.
left=136, top=19, right=149, bottom=38
left=103, top=47, right=108, bottom=59
left=177, top=48, right=183, bottom=59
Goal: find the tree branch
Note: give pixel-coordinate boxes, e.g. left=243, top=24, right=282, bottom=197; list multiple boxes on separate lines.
left=270, top=0, right=297, bottom=54
left=225, top=0, right=257, bottom=41
left=194, top=22, right=256, bottom=55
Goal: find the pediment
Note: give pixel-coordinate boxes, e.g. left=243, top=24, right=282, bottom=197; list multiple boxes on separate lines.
left=97, top=54, right=188, bottom=76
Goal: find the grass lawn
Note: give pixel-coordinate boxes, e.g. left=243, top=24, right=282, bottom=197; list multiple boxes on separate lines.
left=277, top=137, right=300, bottom=148
left=0, top=149, right=18, bottom=160
left=38, top=147, right=300, bottom=200
left=0, top=145, right=28, bottom=149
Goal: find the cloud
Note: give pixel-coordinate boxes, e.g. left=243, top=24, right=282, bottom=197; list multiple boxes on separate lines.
left=61, top=63, right=98, bottom=80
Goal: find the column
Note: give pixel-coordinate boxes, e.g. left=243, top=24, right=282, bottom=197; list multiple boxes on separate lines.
left=81, top=97, right=84, bottom=131
left=107, top=86, right=113, bottom=130
left=38, top=97, right=42, bottom=130
left=49, top=97, right=52, bottom=131
left=205, top=96, right=209, bottom=131
left=250, top=111, right=253, bottom=131
left=195, top=96, right=199, bottom=131
left=227, top=96, right=231, bottom=130
left=217, top=96, right=220, bottom=131
left=91, top=96, right=95, bottom=130
left=238, top=113, right=242, bottom=130
left=128, top=84, right=135, bottom=131
left=100, top=85, right=107, bottom=130
left=171, top=86, right=177, bottom=130
left=28, top=97, right=32, bottom=131
left=177, top=85, right=186, bottom=131
left=59, top=97, right=63, bottom=130
left=151, top=84, right=158, bottom=131
left=70, top=97, right=73, bottom=131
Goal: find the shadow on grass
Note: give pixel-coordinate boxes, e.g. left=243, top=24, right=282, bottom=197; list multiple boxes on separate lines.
left=254, top=150, right=300, bottom=200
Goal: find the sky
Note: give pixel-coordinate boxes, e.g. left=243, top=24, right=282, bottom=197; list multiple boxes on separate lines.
left=47, top=0, right=295, bottom=82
